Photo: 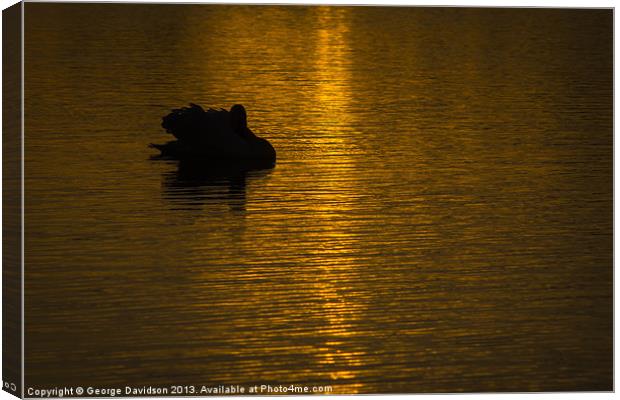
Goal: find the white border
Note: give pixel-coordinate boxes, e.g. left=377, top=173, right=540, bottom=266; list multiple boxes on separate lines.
left=0, top=2, right=615, bottom=400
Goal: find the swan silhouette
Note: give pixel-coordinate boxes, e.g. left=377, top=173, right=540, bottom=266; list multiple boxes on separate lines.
left=150, top=104, right=276, bottom=167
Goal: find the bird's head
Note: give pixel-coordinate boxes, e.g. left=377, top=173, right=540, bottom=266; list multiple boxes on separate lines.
left=230, top=104, right=247, bottom=134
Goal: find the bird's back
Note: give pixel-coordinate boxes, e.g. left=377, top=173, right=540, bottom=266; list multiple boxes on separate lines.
left=161, top=104, right=234, bottom=142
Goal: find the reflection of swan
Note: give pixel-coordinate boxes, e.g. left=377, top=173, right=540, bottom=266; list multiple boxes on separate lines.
left=160, top=159, right=273, bottom=211
left=150, top=104, right=276, bottom=166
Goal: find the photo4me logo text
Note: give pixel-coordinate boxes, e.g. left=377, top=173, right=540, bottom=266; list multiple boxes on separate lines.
left=26, top=384, right=333, bottom=397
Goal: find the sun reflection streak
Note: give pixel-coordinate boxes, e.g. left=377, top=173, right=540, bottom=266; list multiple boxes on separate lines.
left=303, top=7, right=369, bottom=392
left=314, top=8, right=353, bottom=116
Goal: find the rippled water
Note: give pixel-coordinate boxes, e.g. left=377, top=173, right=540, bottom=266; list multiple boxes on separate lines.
left=24, top=5, right=612, bottom=393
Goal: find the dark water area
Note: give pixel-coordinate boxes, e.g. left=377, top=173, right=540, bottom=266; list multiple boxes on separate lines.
left=24, top=4, right=612, bottom=393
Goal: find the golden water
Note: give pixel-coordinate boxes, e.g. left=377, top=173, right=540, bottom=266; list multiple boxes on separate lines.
left=24, top=5, right=612, bottom=393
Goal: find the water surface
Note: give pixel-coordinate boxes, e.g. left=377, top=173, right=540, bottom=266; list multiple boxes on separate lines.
left=24, top=5, right=612, bottom=393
